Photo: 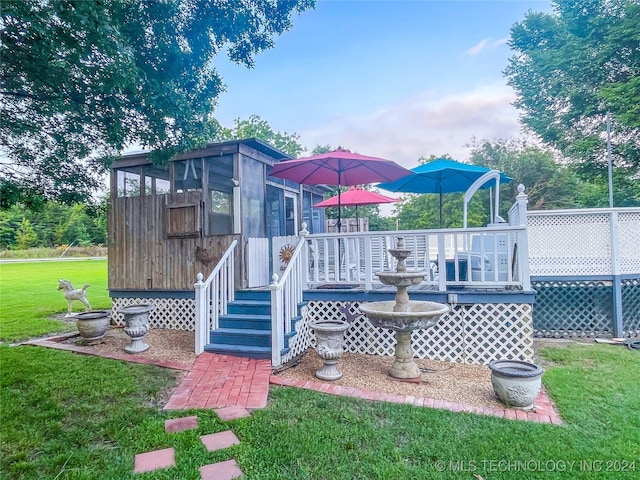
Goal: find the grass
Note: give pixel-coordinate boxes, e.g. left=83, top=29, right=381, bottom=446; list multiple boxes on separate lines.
left=1, top=261, right=639, bottom=478
left=1, top=344, right=638, bottom=479
left=0, top=259, right=110, bottom=342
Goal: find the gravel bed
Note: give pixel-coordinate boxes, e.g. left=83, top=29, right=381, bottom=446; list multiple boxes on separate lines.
left=64, top=326, right=197, bottom=365
left=277, top=350, right=504, bottom=408
left=61, top=326, right=525, bottom=409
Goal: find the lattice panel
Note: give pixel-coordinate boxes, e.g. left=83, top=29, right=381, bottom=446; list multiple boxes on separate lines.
left=464, top=304, right=534, bottom=364
left=532, top=280, right=613, bottom=338
left=282, top=305, right=314, bottom=364
left=111, top=298, right=195, bottom=331
left=622, top=278, right=640, bottom=337
left=295, top=300, right=533, bottom=366
left=619, top=213, right=640, bottom=274
left=528, top=213, right=612, bottom=276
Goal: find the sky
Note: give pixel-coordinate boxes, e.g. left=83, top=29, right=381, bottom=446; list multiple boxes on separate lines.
left=213, top=0, right=552, bottom=168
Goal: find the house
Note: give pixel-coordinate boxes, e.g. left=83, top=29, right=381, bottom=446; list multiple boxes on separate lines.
left=108, top=139, right=639, bottom=368
left=107, top=139, right=537, bottom=364
left=108, top=139, right=326, bottom=323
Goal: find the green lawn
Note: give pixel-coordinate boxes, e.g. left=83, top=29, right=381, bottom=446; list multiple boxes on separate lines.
left=0, top=260, right=109, bottom=341
left=1, top=260, right=639, bottom=478
left=1, top=344, right=638, bottom=479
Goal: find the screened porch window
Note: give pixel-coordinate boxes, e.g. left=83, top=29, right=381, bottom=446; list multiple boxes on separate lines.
left=174, top=159, right=203, bottom=192
left=116, top=165, right=170, bottom=197
left=116, top=169, right=142, bottom=197
left=143, top=165, right=170, bottom=195
left=205, top=155, right=234, bottom=235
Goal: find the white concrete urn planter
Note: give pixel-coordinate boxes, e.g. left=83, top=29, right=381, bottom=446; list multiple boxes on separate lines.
left=75, top=310, right=110, bottom=343
left=488, top=360, right=544, bottom=410
left=119, top=304, right=154, bottom=354
left=310, top=319, right=350, bottom=381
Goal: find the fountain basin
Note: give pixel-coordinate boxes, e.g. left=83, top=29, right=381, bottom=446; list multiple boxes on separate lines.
left=376, top=271, right=427, bottom=288
left=359, top=301, right=449, bottom=331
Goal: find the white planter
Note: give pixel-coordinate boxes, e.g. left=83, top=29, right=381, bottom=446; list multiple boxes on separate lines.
left=75, top=310, right=110, bottom=342
left=489, top=360, right=544, bottom=410
left=119, top=303, right=154, bottom=354
left=310, top=319, right=350, bottom=381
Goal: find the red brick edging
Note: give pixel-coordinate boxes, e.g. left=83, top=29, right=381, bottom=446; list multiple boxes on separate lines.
left=269, top=375, right=563, bottom=424
left=22, top=334, right=562, bottom=423
left=22, top=333, right=193, bottom=371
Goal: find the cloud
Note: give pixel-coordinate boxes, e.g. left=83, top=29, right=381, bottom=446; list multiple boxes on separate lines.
left=465, top=36, right=509, bottom=56
left=299, top=84, right=523, bottom=169
left=466, top=37, right=493, bottom=56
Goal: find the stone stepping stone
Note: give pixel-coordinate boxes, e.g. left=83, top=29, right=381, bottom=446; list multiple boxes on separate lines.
left=215, top=405, right=251, bottom=421
left=133, top=447, right=175, bottom=474
left=165, top=415, right=199, bottom=433
left=200, top=430, right=240, bottom=452
left=200, top=459, right=243, bottom=480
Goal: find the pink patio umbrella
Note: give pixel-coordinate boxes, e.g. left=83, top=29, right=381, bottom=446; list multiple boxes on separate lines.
left=313, top=186, right=399, bottom=231
left=270, top=148, right=410, bottom=231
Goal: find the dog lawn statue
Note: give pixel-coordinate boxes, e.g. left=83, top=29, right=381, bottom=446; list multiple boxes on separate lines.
left=57, top=279, right=91, bottom=317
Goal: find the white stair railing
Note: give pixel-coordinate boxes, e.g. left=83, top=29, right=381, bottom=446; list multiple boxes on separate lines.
left=193, top=239, right=238, bottom=355
left=270, top=228, right=308, bottom=367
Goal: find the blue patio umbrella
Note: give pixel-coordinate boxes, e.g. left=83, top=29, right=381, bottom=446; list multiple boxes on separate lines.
left=377, top=159, right=512, bottom=227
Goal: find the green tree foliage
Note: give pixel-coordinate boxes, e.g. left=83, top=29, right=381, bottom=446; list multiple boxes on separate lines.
left=574, top=169, right=640, bottom=207
left=0, top=201, right=107, bottom=249
left=396, top=192, right=488, bottom=229
left=468, top=138, right=640, bottom=209
left=216, top=115, right=306, bottom=158
left=0, top=0, right=314, bottom=207
left=15, top=218, right=37, bottom=249
left=505, top=0, right=640, bottom=176
left=468, top=138, right=580, bottom=210
left=311, top=144, right=334, bottom=155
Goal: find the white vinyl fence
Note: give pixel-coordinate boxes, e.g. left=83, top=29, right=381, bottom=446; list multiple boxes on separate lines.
left=527, top=207, right=640, bottom=338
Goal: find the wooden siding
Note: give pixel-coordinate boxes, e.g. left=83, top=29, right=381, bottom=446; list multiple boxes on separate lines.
left=108, top=192, right=242, bottom=291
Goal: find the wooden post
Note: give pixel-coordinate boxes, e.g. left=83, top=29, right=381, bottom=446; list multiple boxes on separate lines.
left=515, top=185, right=531, bottom=291
left=270, top=274, right=284, bottom=367
left=364, top=235, right=373, bottom=291
left=610, top=211, right=624, bottom=337
left=437, top=235, right=447, bottom=292
left=194, top=273, right=207, bottom=355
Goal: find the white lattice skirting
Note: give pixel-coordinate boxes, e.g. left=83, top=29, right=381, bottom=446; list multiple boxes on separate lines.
left=111, top=297, right=195, bottom=330
left=299, top=301, right=534, bottom=366
left=281, top=304, right=314, bottom=365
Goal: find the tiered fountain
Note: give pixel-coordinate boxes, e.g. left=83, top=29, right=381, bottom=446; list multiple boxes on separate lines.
left=359, top=237, right=450, bottom=380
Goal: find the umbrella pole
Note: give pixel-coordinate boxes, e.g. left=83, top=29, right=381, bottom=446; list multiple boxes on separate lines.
left=337, top=180, right=342, bottom=281
left=337, top=185, right=342, bottom=233
left=439, top=192, right=443, bottom=228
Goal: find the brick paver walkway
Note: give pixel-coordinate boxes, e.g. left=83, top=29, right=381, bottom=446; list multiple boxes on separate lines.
left=270, top=375, right=563, bottom=424
left=28, top=333, right=561, bottom=423
left=164, top=353, right=271, bottom=410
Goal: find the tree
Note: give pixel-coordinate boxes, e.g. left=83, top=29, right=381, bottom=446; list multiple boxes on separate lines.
left=216, top=115, right=305, bottom=158
left=505, top=0, right=640, bottom=175
left=0, top=200, right=108, bottom=249
left=396, top=192, right=488, bottom=230
left=467, top=138, right=580, bottom=210
left=15, top=218, right=37, bottom=249
left=0, top=0, right=315, bottom=207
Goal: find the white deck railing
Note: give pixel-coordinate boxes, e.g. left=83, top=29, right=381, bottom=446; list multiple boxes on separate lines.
left=305, top=185, right=531, bottom=291
left=306, top=226, right=530, bottom=291
left=193, top=239, right=237, bottom=355
left=270, top=233, right=308, bottom=367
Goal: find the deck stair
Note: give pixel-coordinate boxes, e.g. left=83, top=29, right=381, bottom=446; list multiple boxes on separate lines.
left=204, top=290, right=302, bottom=360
